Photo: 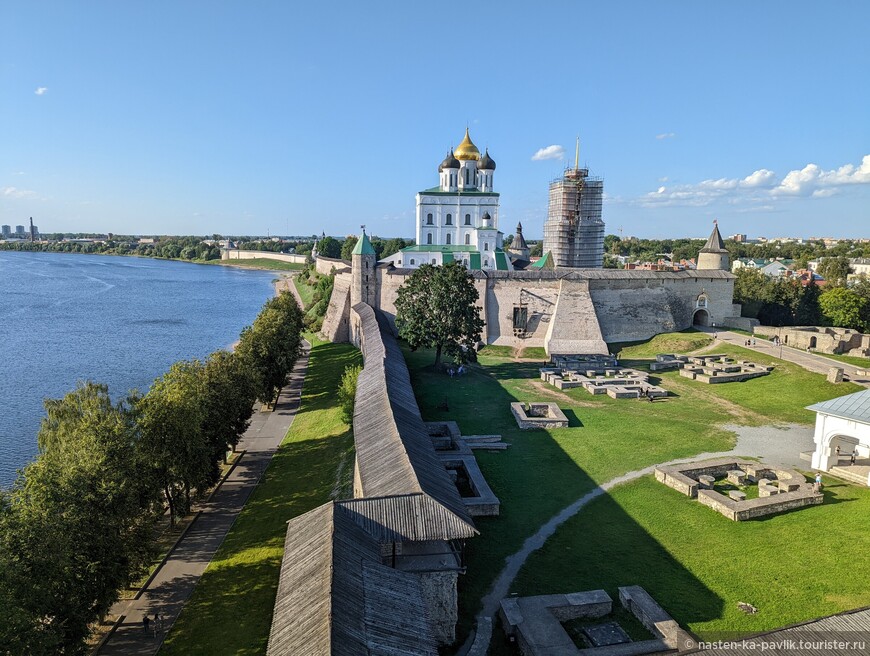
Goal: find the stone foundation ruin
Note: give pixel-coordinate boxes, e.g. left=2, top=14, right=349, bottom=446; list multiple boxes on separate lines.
left=511, top=402, right=569, bottom=429
left=499, top=586, right=692, bottom=655
left=542, top=354, right=668, bottom=399
left=655, top=458, right=822, bottom=521
left=651, top=353, right=773, bottom=383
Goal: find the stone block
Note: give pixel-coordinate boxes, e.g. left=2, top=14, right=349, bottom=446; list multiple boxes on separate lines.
left=726, top=470, right=746, bottom=485
left=728, top=490, right=747, bottom=501
left=827, top=367, right=844, bottom=384
left=759, top=484, right=779, bottom=497
left=698, top=474, right=715, bottom=489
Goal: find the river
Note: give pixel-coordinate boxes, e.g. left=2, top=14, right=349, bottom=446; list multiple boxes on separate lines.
left=0, top=251, right=279, bottom=487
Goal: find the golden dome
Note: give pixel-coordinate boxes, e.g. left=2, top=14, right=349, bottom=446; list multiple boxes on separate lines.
left=454, top=128, right=480, bottom=161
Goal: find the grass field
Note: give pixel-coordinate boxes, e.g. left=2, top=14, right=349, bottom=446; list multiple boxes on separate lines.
left=160, top=340, right=360, bottom=656
left=212, top=258, right=304, bottom=271
left=815, top=351, right=870, bottom=368
left=293, top=274, right=315, bottom=310
left=513, top=475, right=870, bottom=640
left=404, top=331, right=862, bottom=648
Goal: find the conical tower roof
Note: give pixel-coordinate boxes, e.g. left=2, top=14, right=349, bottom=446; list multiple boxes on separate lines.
left=352, top=228, right=376, bottom=256
left=700, top=222, right=727, bottom=253
left=512, top=222, right=528, bottom=250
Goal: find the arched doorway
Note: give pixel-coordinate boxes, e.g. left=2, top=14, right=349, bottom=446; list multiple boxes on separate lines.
left=809, top=336, right=817, bottom=349
left=693, top=309, right=710, bottom=327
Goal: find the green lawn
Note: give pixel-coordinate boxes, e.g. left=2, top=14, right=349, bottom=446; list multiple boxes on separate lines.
left=404, top=331, right=861, bottom=648
left=293, top=275, right=315, bottom=310
left=815, top=351, right=870, bottom=369
left=212, top=258, right=304, bottom=271
left=514, top=475, right=870, bottom=640
left=160, top=340, right=360, bottom=656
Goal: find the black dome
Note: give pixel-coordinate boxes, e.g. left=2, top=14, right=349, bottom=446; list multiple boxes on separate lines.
left=478, top=148, right=496, bottom=170
left=439, top=150, right=460, bottom=172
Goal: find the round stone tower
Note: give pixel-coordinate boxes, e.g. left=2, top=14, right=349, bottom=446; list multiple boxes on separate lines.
left=697, top=221, right=730, bottom=271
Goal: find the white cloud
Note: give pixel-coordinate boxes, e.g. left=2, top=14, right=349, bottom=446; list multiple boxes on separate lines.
left=531, top=145, right=565, bottom=161
left=1, top=186, right=36, bottom=199
left=656, top=132, right=676, bottom=140
left=740, top=169, right=777, bottom=188
left=34, top=87, right=48, bottom=95
left=774, top=155, right=870, bottom=195
left=639, top=155, right=870, bottom=208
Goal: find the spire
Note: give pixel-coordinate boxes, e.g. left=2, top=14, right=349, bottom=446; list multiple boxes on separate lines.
left=701, top=220, right=727, bottom=252
left=574, top=135, right=580, bottom=170
left=513, top=222, right=528, bottom=250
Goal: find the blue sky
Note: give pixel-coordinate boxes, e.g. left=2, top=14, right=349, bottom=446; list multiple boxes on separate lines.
left=2, top=1, right=868, bottom=239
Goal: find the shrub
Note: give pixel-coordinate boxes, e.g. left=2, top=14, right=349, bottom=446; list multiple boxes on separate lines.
left=337, top=364, right=362, bottom=423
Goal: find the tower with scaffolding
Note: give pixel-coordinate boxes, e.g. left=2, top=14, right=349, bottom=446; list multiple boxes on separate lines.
left=542, top=138, right=605, bottom=268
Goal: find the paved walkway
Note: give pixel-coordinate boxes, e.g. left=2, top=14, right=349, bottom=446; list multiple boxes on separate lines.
left=706, top=328, right=870, bottom=387
left=464, top=423, right=812, bottom=655
left=97, top=343, right=310, bottom=655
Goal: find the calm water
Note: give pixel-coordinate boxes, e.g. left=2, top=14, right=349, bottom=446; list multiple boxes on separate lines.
left=0, top=251, right=278, bottom=487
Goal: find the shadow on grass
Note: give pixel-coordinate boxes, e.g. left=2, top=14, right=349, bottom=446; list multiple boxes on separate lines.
left=401, top=345, right=725, bottom=653
left=160, top=342, right=360, bottom=656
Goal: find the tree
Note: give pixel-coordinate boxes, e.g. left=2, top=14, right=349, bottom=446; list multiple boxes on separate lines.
left=816, top=256, right=852, bottom=287
left=381, top=237, right=408, bottom=259
left=793, top=278, right=823, bottom=326
left=395, top=262, right=485, bottom=368
left=819, top=287, right=867, bottom=330
left=136, top=360, right=209, bottom=525
left=199, top=351, right=258, bottom=483
left=316, top=235, right=341, bottom=259
left=733, top=269, right=771, bottom=318
left=340, top=236, right=358, bottom=260
left=0, top=383, right=157, bottom=654
left=235, top=291, right=304, bottom=406
left=337, top=364, right=362, bottom=423
left=529, top=241, right=543, bottom=258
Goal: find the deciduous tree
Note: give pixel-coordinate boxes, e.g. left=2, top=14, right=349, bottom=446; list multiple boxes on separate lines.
left=395, top=262, right=485, bottom=368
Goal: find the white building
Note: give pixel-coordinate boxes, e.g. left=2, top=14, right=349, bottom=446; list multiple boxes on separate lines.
left=807, top=389, right=870, bottom=486
left=381, top=129, right=510, bottom=271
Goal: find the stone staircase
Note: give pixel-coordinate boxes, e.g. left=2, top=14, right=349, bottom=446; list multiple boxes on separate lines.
left=827, top=465, right=870, bottom=487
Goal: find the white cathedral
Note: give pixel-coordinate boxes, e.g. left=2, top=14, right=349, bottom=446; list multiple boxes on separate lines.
left=380, top=129, right=518, bottom=271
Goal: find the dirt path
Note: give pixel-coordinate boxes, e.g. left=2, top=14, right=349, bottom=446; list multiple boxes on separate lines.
left=461, top=421, right=811, bottom=655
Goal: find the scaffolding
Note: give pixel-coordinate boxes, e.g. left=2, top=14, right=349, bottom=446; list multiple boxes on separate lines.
left=542, top=167, right=605, bottom=268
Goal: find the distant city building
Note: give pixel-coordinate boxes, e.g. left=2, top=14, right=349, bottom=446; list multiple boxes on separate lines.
left=729, top=233, right=747, bottom=242
left=1, top=225, right=10, bottom=238
left=542, top=145, right=605, bottom=268
left=732, top=258, right=795, bottom=277
left=15, top=225, right=25, bottom=237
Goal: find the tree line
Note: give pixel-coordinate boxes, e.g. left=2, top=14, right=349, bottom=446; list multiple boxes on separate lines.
left=0, top=291, right=303, bottom=655
left=735, top=267, right=870, bottom=331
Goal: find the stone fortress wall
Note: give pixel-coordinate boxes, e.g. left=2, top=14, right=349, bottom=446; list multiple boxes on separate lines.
left=324, top=264, right=738, bottom=354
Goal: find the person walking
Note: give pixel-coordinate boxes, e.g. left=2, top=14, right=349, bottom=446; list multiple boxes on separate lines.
left=152, top=612, right=161, bottom=637
left=143, top=615, right=151, bottom=635
left=851, top=450, right=858, bottom=465
left=814, top=472, right=823, bottom=492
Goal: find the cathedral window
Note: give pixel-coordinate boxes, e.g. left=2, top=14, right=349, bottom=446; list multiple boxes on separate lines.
left=431, top=259, right=436, bottom=264
left=446, top=214, right=452, bottom=225
left=427, top=233, right=432, bottom=245
left=427, top=213, right=433, bottom=225
left=484, top=243, right=489, bottom=251
left=465, top=234, right=470, bottom=245
left=446, top=234, right=452, bottom=245
left=465, top=214, right=471, bottom=225
left=410, top=259, right=415, bottom=265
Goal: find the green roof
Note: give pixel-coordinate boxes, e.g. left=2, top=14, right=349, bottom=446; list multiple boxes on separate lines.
left=351, top=231, right=375, bottom=255
left=469, top=252, right=481, bottom=270
left=531, top=251, right=554, bottom=269
left=495, top=251, right=509, bottom=271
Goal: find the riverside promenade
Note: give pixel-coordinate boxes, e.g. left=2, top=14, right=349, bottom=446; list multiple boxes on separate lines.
left=97, top=342, right=309, bottom=656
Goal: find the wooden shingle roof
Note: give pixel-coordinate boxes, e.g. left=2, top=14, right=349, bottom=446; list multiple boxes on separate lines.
left=266, top=502, right=438, bottom=656
left=351, top=304, right=477, bottom=540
